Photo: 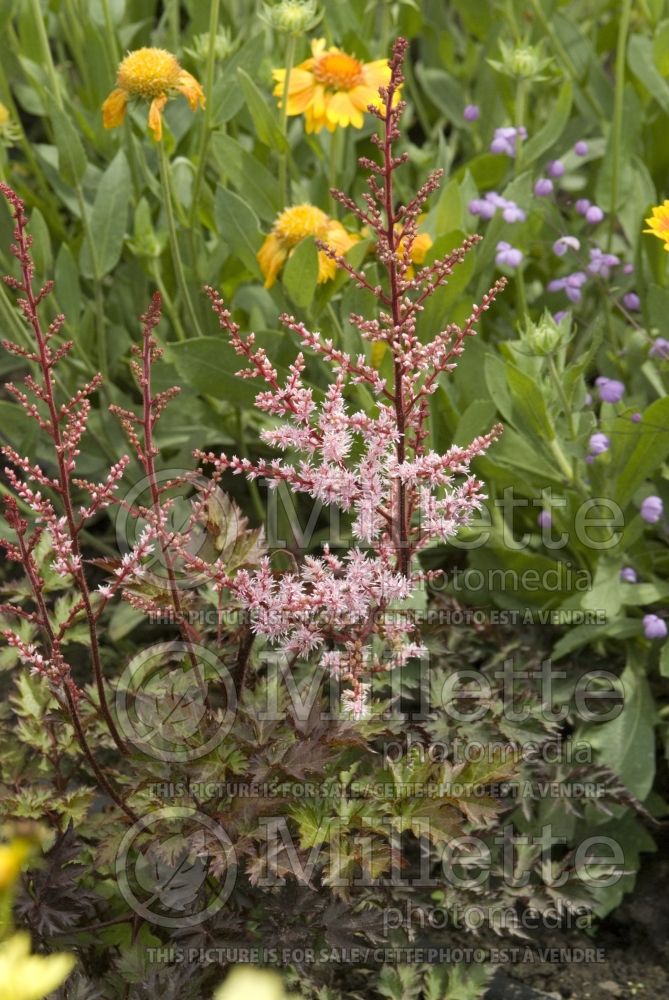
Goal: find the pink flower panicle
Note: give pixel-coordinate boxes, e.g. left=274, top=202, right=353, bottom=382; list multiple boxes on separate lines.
left=195, top=39, right=503, bottom=691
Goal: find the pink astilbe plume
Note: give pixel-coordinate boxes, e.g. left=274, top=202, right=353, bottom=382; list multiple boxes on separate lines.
left=195, top=39, right=504, bottom=712
left=0, top=182, right=143, bottom=819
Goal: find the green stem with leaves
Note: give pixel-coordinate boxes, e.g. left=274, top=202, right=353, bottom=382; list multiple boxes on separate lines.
left=190, top=0, right=220, bottom=225
left=608, top=0, right=632, bottom=250
left=158, top=139, right=203, bottom=340
left=279, top=33, right=297, bottom=206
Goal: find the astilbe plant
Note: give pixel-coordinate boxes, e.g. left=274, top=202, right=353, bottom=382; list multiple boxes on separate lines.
left=194, top=38, right=504, bottom=715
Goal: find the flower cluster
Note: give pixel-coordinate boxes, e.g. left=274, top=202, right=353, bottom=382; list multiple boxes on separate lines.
left=195, top=40, right=503, bottom=709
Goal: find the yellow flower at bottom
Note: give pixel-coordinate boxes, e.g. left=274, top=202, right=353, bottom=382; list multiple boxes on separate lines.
left=0, top=933, right=75, bottom=1000
left=258, top=204, right=359, bottom=288
left=644, top=200, right=669, bottom=251
left=272, top=38, right=394, bottom=133
left=102, top=47, right=205, bottom=141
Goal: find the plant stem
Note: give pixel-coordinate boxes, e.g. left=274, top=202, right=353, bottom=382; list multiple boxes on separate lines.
left=548, top=353, right=576, bottom=439
left=190, top=0, right=220, bottom=226
left=158, top=139, right=203, bottom=339
left=608, top=0, right=632, bottom=250
left=279, top=33, right=297, bottom=207
left=168, top=0, right=180, bottom=52
left=527, top=0, right=605, bottom=120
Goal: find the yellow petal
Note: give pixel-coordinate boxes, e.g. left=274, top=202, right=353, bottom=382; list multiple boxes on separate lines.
left=257, top=233, right=287, bottom=288
left=284, top=85, right=316, bottom=116
left=325, top=91, right=363, bottom=128
left=147, top=93, right=168, bottom=141
left=177, top=70, right=205, bottom=111
left=102, top=88, right=128, bottom=129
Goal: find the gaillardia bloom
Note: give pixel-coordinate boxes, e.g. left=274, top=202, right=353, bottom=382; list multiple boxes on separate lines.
left=258, top=204, right=359, bottom=288
left=272, top=38, right=392, bottom=133
left=644, top=200, right=669, bottom=250
left=103, top=48, right=205, bottom=141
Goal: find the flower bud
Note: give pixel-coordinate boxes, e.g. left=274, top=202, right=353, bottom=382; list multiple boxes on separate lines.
left=489, top=41, right=553, bottom=80
left=262, top=0, right=321, bottom=35
left=522, top=310, right=565, bottom=356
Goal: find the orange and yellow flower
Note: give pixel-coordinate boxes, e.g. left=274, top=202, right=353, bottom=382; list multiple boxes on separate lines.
left=102, top=48, right=204, bottom=141
left=258, top=204, right=359, bottom=288
left=644, top=200, right=669, bottom=251
left=272, top=39, right=393, bottom=133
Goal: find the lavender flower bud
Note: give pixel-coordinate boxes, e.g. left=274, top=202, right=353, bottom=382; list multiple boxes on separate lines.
left=589, top=432, right=610, bottom=455
left=534, top=178, right=554, bottom=196
left=464, top=104, right=480, bottom=121
left=623, top=291, right=640, bottom=311
left=650, top=337, right=669, bottom=359
left=620, top=567, right=637, bottom=583
left=640, top=495, right=663, bottom=523
left=547, top=159, right=565, bottom=178
left=553, top=236, right=580, bottom=256
left=537, top=511, right=552, bottom=530
left=585, top=205, right=604, bottom=224
left=575, top=199, right=591, bottom=215
left=495, top=241, right=523, bottom=268
left=574, top=140, right=588, bottom=156
left=595, top=377, right=625, bottom=404
left=643, top=614, right=667, bottom=640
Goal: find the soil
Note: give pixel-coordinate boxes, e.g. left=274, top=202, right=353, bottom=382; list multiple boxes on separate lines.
left=485, top=855, right=669, bottom=1000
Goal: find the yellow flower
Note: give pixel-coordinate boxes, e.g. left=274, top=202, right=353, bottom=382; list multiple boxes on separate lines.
left=0, top=933, right=75, bottom=1000
left=102, top=47, right=205, bottom=141
left=272, top=38, right=392, bottom=133
left=0, top=839, right=31, bottom=890
left=644, top=200, right=669, bottom=251
left=258, top=203, right=359, bottom=288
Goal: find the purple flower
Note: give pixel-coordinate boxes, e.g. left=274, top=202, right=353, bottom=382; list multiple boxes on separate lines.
left=575, top=199, right=591, bottom=216
left=623, top=291, right=640, bottom=311
left=554, top=310, right=568, bottom=323
left=534, top=178, right=554, bottom=197
left=587, top=247, right=620, bottom=278
left=650, top=337, right=669, bottom=360
left=595, top=377, right=625, bottom=404
left=502, top=203, right=526, bottom=223
left=640, top=495, right=663, bottom=524
left=496, top=241, right=523, bottom=268
left=464, top=104, right=480, bottom=121
left=537, top=511, right=552, bottom=530
left=547, top=159, right=565, bottom=178
left=574, top=141, right=588, bottom=156
left=585, top=205, right=604, bottom=224
left=490, top=126, right=527, bottom=157
left=623, top=263, right=634, bottom=274
left=631, top=412, right=642, bottom=423
left=620, top=567, right=637, bottom=583
left=548, top=271, right=588, bottom=303
left=553, top=236, right=580, bottom=257
left=589, top=432, right=610, bottom=455
left=643, top=614, right=667, bottom=640
left=468, top=197, right=497, bottom=220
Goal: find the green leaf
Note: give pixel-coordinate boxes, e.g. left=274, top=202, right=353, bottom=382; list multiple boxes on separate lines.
left=46, top=96, right=87, bottom=187
left=210, top=133, right=281, bottom=223
left=28, top=207, right=51, bottom=278
left=166, top=338, right=259, bottom=408
left=505, top=362, right=555, bottom=441
left=79, top=149, right=131, bottom=279
left=613, top=397, right=669, bottom=509
left=282, top=236, right=319, bottom=309
left=587, top=659, right=656, bottom=799
left=214, top=187, right=263, bottom=276
left=522, top=80, right=573, bottom=164
left=237, top=69, right=288, bottom=152
left=628, top=33, right=669, bottom=114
